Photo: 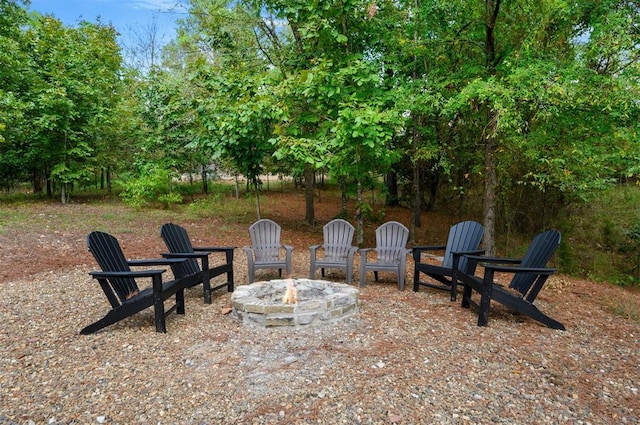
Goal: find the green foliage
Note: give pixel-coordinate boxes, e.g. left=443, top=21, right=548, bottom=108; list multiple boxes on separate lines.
left=2, top=0, right=640, bottom=264
left=190, top=67, right=280, bottom=192
left=358, top=202, right=386, bottom=223
left=120, top=169, right=183, bottom=209
left=184, top=191, right=255, bottom=224
left=559, top=184, right=640, bottom=286
left=0, top=6, right=126, bottom=201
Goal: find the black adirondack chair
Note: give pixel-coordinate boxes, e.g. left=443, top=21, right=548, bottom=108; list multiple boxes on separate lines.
left=413, top=220, right=484, bottom=301
left=81, top=231, right=188, bottom=334
left=453, top=229, right=565, bottom=330
left=160, top=223, right=235, bottom=304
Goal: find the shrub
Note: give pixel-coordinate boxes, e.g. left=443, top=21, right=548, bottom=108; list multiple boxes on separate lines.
left=120, top=169, right=183, bottom=209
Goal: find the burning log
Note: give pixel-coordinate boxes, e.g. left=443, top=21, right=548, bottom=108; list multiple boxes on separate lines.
left=282, top=278, right=298, bottom=304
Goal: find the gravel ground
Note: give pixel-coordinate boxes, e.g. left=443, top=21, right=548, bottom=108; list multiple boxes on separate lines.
left=1, top=251, right=639, bottom=425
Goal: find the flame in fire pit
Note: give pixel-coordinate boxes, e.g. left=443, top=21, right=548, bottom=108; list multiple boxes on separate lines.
left=282, top=278, right=298, bottom=304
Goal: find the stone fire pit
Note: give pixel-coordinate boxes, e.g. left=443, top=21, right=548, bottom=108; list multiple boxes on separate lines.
left=231, top=278, right=359, bottom=327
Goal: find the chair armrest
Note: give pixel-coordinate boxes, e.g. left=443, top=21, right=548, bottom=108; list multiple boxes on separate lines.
left=459, top=254, right=522, bottom=265
left=358, top=248, right=372, bottom=262
left=450, top=250, right=487, bottom=273
left=309, top=244, right=322, bottom=256
left=282, top=244, right=294, bottom=254
left=128, top=258, right=187, bottom=267
left=483, top=264, right=556, bottom=275
left=193, top=246, right=236, bottom=252
left=161, top=252, right=208, bottom=259
left=450, top=249, right=485, bottom=256
left=346, top=246, right=358, bottom=261
left=413, top=244, right=447, bottom=253
left=89, top=270, right=165, bottom=279
left=243, top=247, right=254, bottom=262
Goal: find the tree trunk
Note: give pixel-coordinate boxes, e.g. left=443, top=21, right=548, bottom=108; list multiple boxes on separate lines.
left=426, top=170, right=439, bottom=212
left=410, top=162, right=420, bottom=243
left=45, top=165, right=52, bottom=197
left=481, top=0, right=502, bottom=256
left=201, top=165, right=208, bottom=195
left=33, top=169, right=43, bottom=194
left=409, top=118, right=422, bottom=243
left=304, top=162, right=315, bottom=225
left=356, top=180, right=364, bottom=246
left=483, top=111, right=499, bottom=256
left=254, top=182, right=261, bottom=219
left=385, top=171, right=399, bottom=206
left=60, top=183, right=67, bottom=205
left=340, top=179, right=348, bottom=217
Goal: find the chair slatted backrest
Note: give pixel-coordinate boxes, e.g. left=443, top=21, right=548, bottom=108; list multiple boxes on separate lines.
left=375, top=221, right=409, bottom=263
left=160, top=223, right=201, bottom=276
left=442, top=221, right=484, bottom=271
left=87, top=231, right=139, bottom=306
left=249, top=219, right=282, bottom=261
left=509, top=229, right=561, bottom=296
left=324, top=219, right=355, bottom=261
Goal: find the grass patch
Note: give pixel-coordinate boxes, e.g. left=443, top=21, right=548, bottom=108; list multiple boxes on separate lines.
left=184, top=192, right=256, bottom=224
left=561, top=184, right=640, bottom=286
left=605, top=295, right=640, bottom=322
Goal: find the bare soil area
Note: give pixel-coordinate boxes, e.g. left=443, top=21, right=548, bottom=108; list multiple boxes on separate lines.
left=1, top=190, right=639, bottom=424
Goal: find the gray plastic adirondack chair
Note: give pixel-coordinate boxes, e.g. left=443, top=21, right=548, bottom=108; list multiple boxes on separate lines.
left=309, top=219, right=357, bottom=284
left=413, top=220, right=484, bottom=301
left=359, top=221, right=410, bottom=290
left=243, top=219, right=293, bottom=283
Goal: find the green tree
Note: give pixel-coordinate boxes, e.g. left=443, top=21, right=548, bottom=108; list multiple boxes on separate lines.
left=438, top=0, right=640, bottom=253
left=0, top=0, right=36, bottom=189
left=19, top=14, right=123, bottom=202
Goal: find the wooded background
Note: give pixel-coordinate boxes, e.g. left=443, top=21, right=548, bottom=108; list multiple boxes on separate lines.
left=1, top=0, right=639, bottom=280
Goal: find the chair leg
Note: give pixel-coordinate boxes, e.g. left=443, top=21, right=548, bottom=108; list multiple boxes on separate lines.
left=477, top=271, right=494, bottom=327
left=176, top=289, right=185, bottom=315
left=398, top=263, right=406, bottom=291
left=247, top=263, right=255, bottom=284
left=153, top=300, right=167, bottom=333
left=80, top=310, right=125, bottom=335
left=227, top=266, right=234, bottom=292
left=225, top=250, right=234, bottom=292
left=509, top=300, right=566, bottom=330
left=309, top=254, right=316, bottom=280
left=451, top=269, right=458, bottom=302
left=201, top=257, right=212, bottom=304
left=461, top=284, right=472, bottom=308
